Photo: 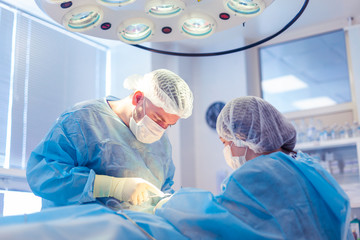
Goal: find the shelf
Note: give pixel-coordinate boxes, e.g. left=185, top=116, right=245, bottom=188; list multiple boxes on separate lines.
left=295, top=137, right=360, bottom=151
left=295, top=138, right=360, bottom=209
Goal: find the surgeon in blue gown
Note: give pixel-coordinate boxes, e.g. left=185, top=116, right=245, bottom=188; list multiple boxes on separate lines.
left=26, top=69, right=194, bottom=212
left=155, top=96, right=352, bottom=240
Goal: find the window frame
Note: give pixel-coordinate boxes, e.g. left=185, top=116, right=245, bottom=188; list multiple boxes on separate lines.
left=247, top=23, right=358, bottom=122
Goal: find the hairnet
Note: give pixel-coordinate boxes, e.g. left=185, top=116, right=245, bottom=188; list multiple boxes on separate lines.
left=123, top=69, right=193, bottom=119
left=216, top=96, right=296, bottom=153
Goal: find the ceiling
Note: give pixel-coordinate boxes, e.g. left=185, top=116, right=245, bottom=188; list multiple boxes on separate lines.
left=1, top=0, right=360, bottom=50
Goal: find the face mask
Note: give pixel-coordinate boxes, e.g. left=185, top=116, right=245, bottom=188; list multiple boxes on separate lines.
left=129, top=100, right=166, bottom=144
left=223, top=144, right=247, bottom=170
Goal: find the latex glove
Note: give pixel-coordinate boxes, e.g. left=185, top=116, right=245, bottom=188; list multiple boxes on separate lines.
left=94, top=175, right=164, bottom=205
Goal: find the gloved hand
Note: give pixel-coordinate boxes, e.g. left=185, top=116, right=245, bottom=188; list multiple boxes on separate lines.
left=94, top=175, right=164, bottom=205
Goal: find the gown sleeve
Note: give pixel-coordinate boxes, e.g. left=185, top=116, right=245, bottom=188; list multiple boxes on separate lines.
left=26, top=115, right=96, bottom=206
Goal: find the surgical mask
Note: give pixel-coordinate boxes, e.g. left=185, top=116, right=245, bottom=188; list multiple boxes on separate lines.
left=223, top=144, right=248, bottom=170
left=129, top=100, right=165, bottom=144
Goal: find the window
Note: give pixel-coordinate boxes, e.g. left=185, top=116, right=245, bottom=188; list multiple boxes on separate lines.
left=0, top=3, right=109, bottom=214
left=259, top=30, right=352, bottom=113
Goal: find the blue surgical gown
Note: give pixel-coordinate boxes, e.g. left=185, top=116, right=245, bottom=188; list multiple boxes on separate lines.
left=26, top=96, right=175, bottom=210
left=156, top=151, right=352, bottom=240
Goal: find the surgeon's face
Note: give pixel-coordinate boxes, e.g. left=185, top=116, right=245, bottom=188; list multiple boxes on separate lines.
left=133, top=94, right=180, bottom=130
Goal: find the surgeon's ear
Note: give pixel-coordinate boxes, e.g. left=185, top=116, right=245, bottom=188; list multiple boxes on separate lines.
left=132, top=91, right=144, bottom=106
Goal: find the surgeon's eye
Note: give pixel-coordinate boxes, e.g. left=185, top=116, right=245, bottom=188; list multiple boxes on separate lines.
left=154, top=119, right=168, bottom=129
left=150, top=115, right=164, bottom=128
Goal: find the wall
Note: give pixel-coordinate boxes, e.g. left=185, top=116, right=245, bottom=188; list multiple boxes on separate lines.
left=191, top=50, right=247, bottom=193
left=108, top=43, right=153, bottom=98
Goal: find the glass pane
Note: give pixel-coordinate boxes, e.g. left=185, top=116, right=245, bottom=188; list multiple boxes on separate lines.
left=260, top=30, right=351, bottom=113
left=1, top=190, right=41, bottom=216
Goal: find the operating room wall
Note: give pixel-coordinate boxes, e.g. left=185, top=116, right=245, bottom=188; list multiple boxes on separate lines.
left=190, top=50, right=248, bottom=194
left=108, top=43, right=152, bottom=98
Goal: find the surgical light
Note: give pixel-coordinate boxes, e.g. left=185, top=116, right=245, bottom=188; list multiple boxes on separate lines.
left=34, top=0, right=309, bottom=56
left=62, top=6, right=103, bottom=32
left=181, top=14, right=215, bottom=38
left=145, top=0, right=185, bottom=18
left=224, top=0, right=265, bottom=16
left=118, top=18, right=154, bottom=43
left=35, top=0, right=274, bottom=43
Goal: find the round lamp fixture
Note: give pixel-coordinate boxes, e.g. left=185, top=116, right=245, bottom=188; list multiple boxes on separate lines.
left=96, top=0, right=136, bottom=7
left=180, top=14, right=216, bottom=39
left=34, top=0, right=310, bottom=56
left=62, top=6, right=104, bottom=32
left=224, top=0, right=265, bottom=17
left=145, top=0, right=185, bottom=18
left=118, top=18, right=154, bottom=43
